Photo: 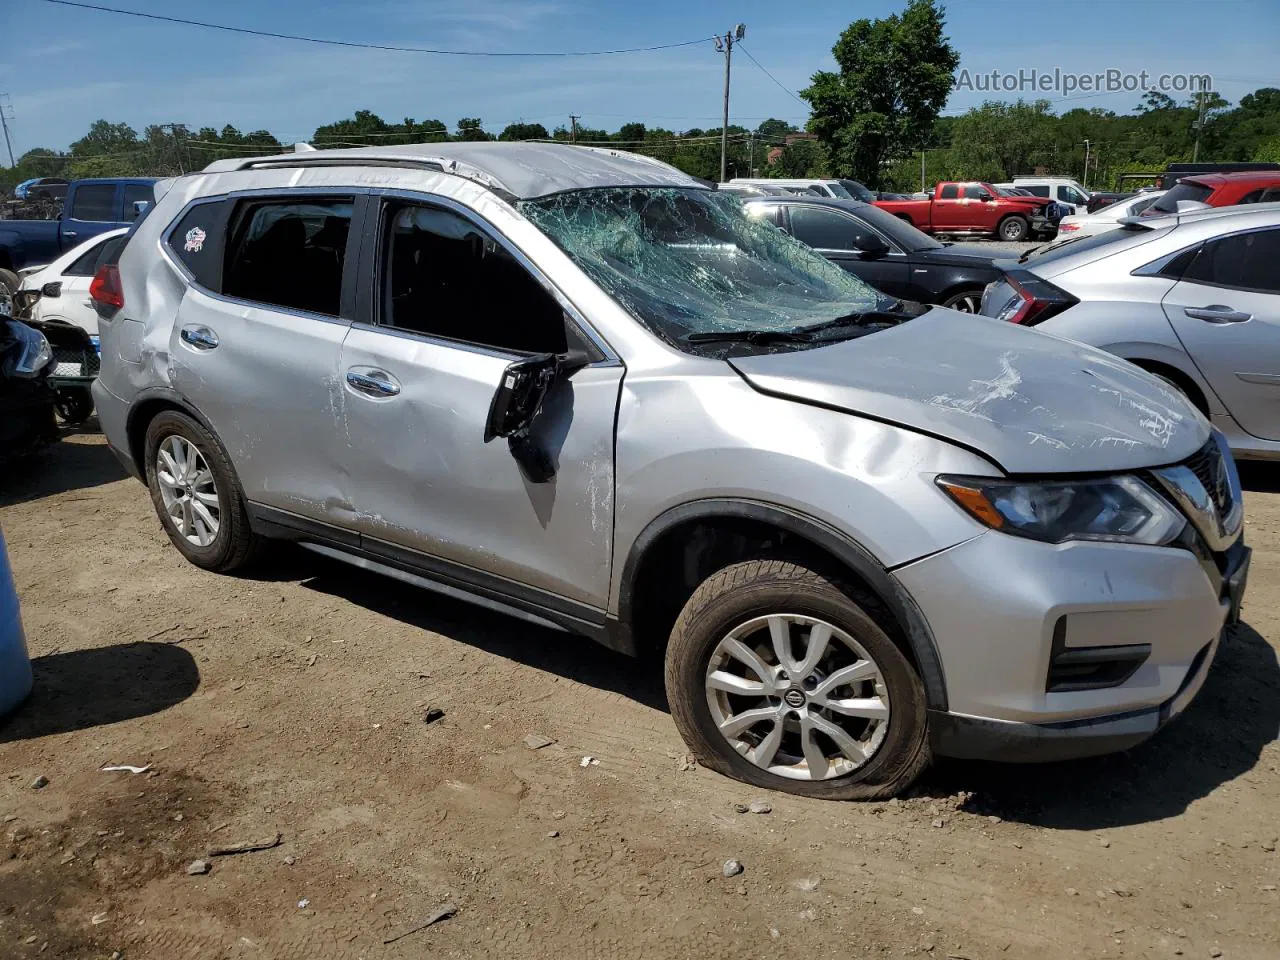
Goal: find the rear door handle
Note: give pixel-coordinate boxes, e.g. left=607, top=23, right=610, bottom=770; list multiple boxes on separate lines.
left=346, top=367, right=400, bottom=398
left=64, top=231, right=77, bottom=239
left=179, top=325, right=219, bottom=350
left=1185, top=305, right=1252, bottom=324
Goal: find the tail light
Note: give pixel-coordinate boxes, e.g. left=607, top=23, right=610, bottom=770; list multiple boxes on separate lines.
left=1059, top=222, right=1081, bottom=233
left=994, top=270, right=1077, bottom=326
left=89, top=264, right=124, bottom=310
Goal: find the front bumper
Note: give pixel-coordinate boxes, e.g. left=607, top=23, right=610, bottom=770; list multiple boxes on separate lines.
left=895, top=530, right=1245, bottom=760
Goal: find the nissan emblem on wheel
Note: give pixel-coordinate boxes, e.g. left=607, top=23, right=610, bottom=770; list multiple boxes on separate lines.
left=93, top=142, right=1246, bottom=799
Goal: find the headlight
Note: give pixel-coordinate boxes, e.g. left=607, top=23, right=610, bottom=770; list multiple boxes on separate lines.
left=3, top=319, right=53, bottom=378
left=937, top=474, right=1185, bottom=546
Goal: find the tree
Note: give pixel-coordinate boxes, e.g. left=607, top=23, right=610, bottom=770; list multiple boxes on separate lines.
left=498, top=122, right=550, bottom=142
left=456, top=118, right=493, bottom=142
left=616, top=122, right=647, bottom=144
left=946, top=100, right=1056, bottom=182
left=801, top=0, right=958, bottom=186
left=69, top=120, right=139, bottom=158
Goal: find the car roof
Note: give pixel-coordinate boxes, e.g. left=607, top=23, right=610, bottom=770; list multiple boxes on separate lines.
left=1150, top=199, right=1280, bottom=224
left=1182, top=170, right=1280, bottom=187
left=742, top=195, right=870, bottom=211
left=200, top=142, right=704, bottom=200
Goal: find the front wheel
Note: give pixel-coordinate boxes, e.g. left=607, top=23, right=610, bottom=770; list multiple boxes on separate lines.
left=664, top=560, right=930, bottom=800
left=997, top=215, right=1029, bottom=242
left=144, top=410, right=262, bottom=572
left=0, top=268, right=20, bottom=298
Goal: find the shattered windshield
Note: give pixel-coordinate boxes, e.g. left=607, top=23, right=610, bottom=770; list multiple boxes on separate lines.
left=520, top=187, right=884, bottom=350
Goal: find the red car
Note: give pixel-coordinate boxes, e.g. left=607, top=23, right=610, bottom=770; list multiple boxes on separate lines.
left=874, top=181, right=1060, bottom=242
left=1141, top=170, right=1280, bottom=217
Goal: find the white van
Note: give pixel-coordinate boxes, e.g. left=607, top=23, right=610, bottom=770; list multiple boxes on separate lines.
left=998, top=177, right=1092, bottom=214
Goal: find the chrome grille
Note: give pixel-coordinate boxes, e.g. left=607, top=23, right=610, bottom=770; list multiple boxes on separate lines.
left=1184, top=435, right=1233, bottom=522
left=1150, top=431, right=1243, bottom=553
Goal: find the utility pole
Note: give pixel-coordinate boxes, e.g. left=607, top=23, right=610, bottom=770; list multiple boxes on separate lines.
left=1081, top=139, right=1091, bottom=190
left=1191, top=90, right=1214, bottom=162
left=0, top=95, right=16, bottom=169
left=713, top=24, right=746, bottom=183
left=920, top=150, right=926, bottom=193
left=569, top=115, right=580, bottom=143
left=747, top=129, right=755, bottom=177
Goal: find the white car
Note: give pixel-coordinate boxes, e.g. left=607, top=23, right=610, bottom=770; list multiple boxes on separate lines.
left=1057, top=191, right=1167, bottom=239
left=20, top=228, right=129, bottom=338
left=999, top=177, right=1093, bottom=214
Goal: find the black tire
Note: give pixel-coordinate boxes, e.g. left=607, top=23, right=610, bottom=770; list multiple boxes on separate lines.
left=941, top=289, right=983, bottom=313
left=53, top=387, right=94, bottom=425
left=664, top=559, right=931, bottom=801
left=0, top=268, right=19, bottom=297
left=997, top=215, right=1029, bottom=242
left=144, top=410, right=261, bottom=572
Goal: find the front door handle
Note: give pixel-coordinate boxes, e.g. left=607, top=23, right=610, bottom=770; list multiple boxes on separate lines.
left=179, top=325, right=220, bottom=350
left=64, top=231, right=77, bottom=239
left=1185, top=304, right=1252, bottom=324
left=346, top=367, right=401, bottom=398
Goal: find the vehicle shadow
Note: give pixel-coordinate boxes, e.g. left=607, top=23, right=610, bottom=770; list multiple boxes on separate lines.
left=0, top=642, right=200, bottom=743
left=1237, top=460, right=1280, bottom=494
left=921, top=621, right=1280, bottom=828
left=0, top=429, right=127, bottom=508
left=297, top=557, right=669, bottom=713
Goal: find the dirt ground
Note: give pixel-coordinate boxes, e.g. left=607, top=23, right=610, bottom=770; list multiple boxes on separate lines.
left=2, top=429, right=1277, bottom=960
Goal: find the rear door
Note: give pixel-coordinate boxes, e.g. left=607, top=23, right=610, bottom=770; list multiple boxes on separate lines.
left=783, top=205, right=910, bottom=298
left=1162, top=226, right=1280, bottom=441
left=336, top=196, right=623, bottom=609
left=164, top=191, right=364, bottom=523
left=60, top=183, right=120, bottom=249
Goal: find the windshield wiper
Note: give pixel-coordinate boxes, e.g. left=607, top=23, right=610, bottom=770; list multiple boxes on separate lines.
left=684, top=328, right=815, bottom=345
left=1017, top=244, right=1045, bottom=263
left=794, top=303, right=910, bottom=337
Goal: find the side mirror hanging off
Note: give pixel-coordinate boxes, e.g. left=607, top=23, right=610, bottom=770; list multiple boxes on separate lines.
left=484, top=349, right=590, bottom=481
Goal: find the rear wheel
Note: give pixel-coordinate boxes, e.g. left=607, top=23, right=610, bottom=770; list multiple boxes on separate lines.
left=0, top=268, right=20, bottom=297
left=664, top=559, right=930, bottom=800
left=53, top=387, right=94, bottom=425
left=144, top=411, right=261, bottom=572
left=942, top=289, right=983, bottom=313
left=998, top=215, right=1029, bottom=242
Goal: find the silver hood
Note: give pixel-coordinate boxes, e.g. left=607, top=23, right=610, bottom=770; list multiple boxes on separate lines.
left=728, top=309, right=1208, bottom=474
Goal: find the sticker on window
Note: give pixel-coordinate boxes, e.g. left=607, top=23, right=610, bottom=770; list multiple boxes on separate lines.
left=184, top=227, right=207, bottom=253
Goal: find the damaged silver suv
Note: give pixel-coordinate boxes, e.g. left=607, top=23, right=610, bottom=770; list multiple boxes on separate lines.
left=92, top=143, right=1248, bottom=799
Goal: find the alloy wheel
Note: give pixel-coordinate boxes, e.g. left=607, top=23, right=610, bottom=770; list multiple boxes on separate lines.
left=704, top=614, right=890, bottom=781
left=947, top=294, right=980, bottom=313
left=155, top=435, right=220, bottom=547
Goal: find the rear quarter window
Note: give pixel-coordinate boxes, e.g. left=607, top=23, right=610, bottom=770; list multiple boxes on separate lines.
left=1149, top=182, right=1213, bottom=214
left=165, top=201, right=229, bottom=292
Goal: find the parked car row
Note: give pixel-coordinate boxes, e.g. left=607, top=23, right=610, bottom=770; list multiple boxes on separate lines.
left=69, top=141, right=1247, bottom=803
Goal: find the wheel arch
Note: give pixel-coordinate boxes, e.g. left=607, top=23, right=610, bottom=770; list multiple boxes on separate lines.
left=615, top=499, right=949, bottom=710
left=124, top=388, right=218, bottom=479
left=1125, top=357, right=1212, bottom=416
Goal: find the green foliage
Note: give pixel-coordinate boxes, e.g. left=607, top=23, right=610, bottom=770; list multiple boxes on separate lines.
left=498, top=122, right=550, bottom=142
left=455, top=118, right=493, bottom=142
left=801, top=0, right=959, bottom=187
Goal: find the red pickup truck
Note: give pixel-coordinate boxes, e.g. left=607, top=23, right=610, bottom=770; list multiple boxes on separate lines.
left=874, top=182, right=1060, bottom=242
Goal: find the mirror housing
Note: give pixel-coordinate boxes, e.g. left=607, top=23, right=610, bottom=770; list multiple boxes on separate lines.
left=41, top=281, right=62, bottom=298
left=485, top=349, right=591, bottom=483
left=853, top=233, right=890, bottom=257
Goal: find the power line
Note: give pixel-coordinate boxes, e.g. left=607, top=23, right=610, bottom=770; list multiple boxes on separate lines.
left=737, top=44, right=808, bottom=107
left=41, top=1, right=717, bottom=57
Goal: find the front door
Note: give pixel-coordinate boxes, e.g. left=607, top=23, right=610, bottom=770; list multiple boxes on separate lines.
left=1162, top=226, right=1280, bottom=441
left=784, top=205, right=910, bottom=299
left=165, top=193, right=362, bottom=523
left=930, top=184, right=969, bottom=231
left=337, top=199, right=623, bottom=609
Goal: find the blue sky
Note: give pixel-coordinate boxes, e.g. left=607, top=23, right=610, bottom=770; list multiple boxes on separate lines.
left=1, top=0, right=1276, bottom=155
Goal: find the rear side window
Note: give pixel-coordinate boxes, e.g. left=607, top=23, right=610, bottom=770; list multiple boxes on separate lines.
left=1149, top=182, right=1213, bottom=214
left=70, top=184, right=117, bottom=222
left=64, top=234, right=123, bottom=277
left=166, top=201, right=228, bottom=292
left=1182, top=229, right=1280, bottom=293
left=939, top=184, right=959, bottom=199
left=223, top=199, right=354, bottom=317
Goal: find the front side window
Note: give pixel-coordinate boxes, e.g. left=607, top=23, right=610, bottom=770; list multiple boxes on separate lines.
left=1182, top=229, right=1280, bottom=294
left=70, top=184, right=116, bottom=222
left=962, top=184, right=989, bottom=200
left=121, top=183, right=154, bottom=221
left=383, top=205, right=568, bottom=354
left=223, top=199, right=353, bottom=316
left=789, top=205, right=876, bottom=251
left=519, top=187, right=882, bottom=348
